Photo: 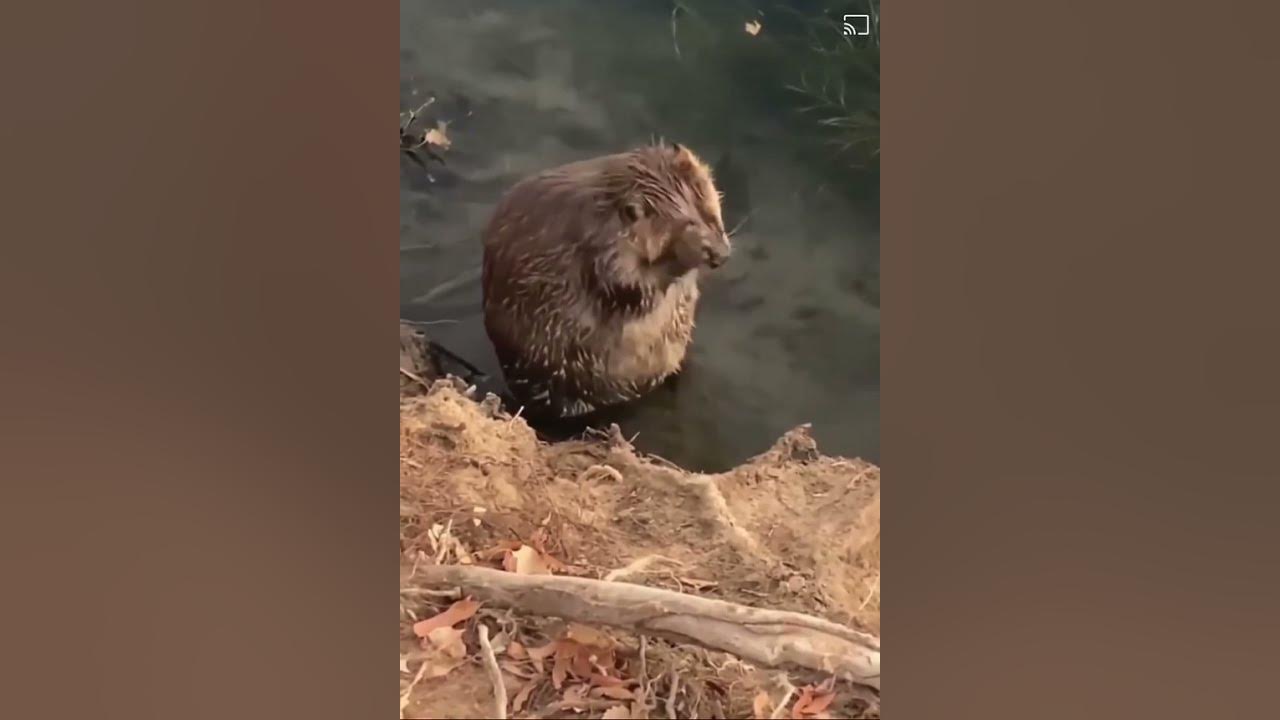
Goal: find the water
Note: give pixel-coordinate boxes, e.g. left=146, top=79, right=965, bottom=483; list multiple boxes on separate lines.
left=400, top=0, right=879, bottom=472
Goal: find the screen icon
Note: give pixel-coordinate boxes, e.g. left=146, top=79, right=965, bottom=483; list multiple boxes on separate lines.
left=843, top=14, right=871, bottom=36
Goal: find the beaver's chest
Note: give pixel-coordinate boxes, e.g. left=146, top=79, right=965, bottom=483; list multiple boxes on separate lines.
left=601, top=278, right=699, bottom=384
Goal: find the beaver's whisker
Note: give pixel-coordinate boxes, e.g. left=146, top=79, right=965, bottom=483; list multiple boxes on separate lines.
left=727, top=211, right=755, bottom=238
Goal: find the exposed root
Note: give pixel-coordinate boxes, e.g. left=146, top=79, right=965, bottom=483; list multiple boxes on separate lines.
left=412, top=565, right=881, bottom=689
left=604, top=444, right=767, bottom=560
left=604, top=554, right=685, bottom=583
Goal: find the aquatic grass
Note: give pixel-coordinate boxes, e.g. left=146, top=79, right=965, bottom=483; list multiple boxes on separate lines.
left=666, top=0, right=880, bottom=168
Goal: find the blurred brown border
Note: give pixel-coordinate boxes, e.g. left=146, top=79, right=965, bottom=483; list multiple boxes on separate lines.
left=1, top=1, right=395, bottom=717
left=6, top=0, right=1280, bottom=718
left=890, top=1, right=1280, bottom=717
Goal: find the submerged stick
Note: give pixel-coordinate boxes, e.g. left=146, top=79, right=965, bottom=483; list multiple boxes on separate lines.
left=409, top=565, right=881, bottom=689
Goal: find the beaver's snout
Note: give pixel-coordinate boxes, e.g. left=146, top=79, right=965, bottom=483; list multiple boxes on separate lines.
left=703, top=234, right=732, bottom=269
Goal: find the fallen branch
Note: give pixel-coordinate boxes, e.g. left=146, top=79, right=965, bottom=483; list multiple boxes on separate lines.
left=409, top=565, right=880, bottom=689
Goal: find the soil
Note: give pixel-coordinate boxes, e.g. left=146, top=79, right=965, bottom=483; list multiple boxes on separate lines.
left=399, top=353, right=880, bottom=719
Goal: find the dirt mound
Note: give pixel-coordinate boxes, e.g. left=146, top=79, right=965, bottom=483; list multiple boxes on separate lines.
left=400, top=379, right=880, bottom=719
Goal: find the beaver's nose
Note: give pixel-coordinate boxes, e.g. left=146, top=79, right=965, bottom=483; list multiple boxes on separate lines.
left=704, top=247, right=729, bottom=268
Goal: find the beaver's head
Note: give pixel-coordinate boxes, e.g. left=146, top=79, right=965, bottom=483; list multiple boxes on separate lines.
left=607, top=142, right=732, bottom=284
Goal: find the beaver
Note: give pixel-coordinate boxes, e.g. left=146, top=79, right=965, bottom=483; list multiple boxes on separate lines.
left=481, top=142, right=732, bottom=418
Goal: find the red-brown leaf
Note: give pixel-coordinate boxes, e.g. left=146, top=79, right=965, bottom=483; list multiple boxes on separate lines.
left=552, top=650, right=571, bottom=688
left=804, top=690, right=836, bottom=715
left=592, top=685, right=636, bottom=700
left=753, top=691, right=773, bottom=719
left=410, top=597, right=479, bottom=638
left=792, top=686, right=816, bottom=719
left=511, top=680, right=537, bottom=714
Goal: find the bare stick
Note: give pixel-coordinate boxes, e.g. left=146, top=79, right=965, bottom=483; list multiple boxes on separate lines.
left=399, top=658, right=430, bottom=720
left=769, top=675, right=797, bottom=720
left=413, top=565, right=880, bottom=689
left=478, top=623, right=508, bottom=719
left=666, top=670, right=681, bottom=719
left=857, top=572, right=880, bottom=612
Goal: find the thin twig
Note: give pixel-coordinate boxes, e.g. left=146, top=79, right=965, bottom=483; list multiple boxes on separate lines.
left=400, top=587, right=463, bottom=599
left=857, top=572, right=880, bottom=611
left=399, top=658, right=430, bottom=720
left=478, top=623, right=508, bottom=719
left=666, top=670, right=681, bottom=719
left=639, top=635, right=650, bottom=699
left=399, top=367, right=431, bottom=390
left=769, top=677, right=797, bottom=720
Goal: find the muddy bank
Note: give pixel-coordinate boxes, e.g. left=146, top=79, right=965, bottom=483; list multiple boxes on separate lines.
left=399, top=352, right=881, bottom=718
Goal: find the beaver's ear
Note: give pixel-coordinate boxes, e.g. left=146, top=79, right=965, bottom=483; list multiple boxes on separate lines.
left=672, top=143, right=707, bottom=177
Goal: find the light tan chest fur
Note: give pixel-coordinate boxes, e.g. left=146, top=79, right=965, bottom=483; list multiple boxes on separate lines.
left=601, top=275, right=699, bottom=383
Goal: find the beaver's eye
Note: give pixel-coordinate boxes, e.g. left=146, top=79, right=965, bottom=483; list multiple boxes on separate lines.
left=621, top=202, right=643, bottom=223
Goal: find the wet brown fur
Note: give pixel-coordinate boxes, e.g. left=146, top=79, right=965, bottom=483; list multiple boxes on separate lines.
left=481, top=142, right=732, bottom=418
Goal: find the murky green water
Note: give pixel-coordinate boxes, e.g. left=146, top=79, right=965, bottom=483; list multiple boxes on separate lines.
left=400, top=0, right=879, bottom=471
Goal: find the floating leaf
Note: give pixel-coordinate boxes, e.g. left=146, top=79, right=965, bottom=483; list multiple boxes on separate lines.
left=424, top=121, right=451, bottom=149
left=744, top=20, right=762, bottom=36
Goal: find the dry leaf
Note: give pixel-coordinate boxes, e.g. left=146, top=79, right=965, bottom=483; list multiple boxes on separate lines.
left=552, top=649, right=571, bottom=688
left=511, top=681, right=536, bottom=714
left=792, top=681, right=837, bottom=718
left=571, top=646, right=594, bottom=677
left=421, top=655, right=466, bottom=679
left=424, top=121, right=451, bottom=149
left=589, top=673, right=630, bottom=688
left=508, top=640, right=528, bottom=660
left=527, top=640, right=560, bottom=660
left=531, top=526, right=551, bottom=551
left=602, top=706, right=633, bottom=720
left=526, top=639, right=560, bottom=674
left=540, top=550, right=568, bottom=572
left=479, top=539, right=523, bottom=561
left=562, top=683, right=589, bottom=709
left=514, top=545, right=551, bottom=574
left=566, top=623, right=614, bottom=649
left=678, top=576, right=719, bottom=590
left=427, top=626, right=467, bottom=659
left=792, top=687, right=814, bottom=719
left=592, top=685, right=636, bottom=700
left=744, top=20, right=762, bottom=35
left=753, top=690, right=773, bottom=719
left=804, top=691, right=836, bottom=715
left=411, top=597, right=479, bottom=638
left=400, top=657, right=410, bottom=674
left=500, top=660, right=539, bottom=680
